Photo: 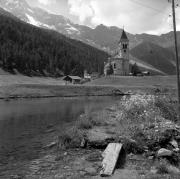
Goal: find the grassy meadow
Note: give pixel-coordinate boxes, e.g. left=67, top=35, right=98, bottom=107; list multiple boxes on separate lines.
left=0, top=75, right=178, bottom=99
left=88, top=75, right=177, bottom=89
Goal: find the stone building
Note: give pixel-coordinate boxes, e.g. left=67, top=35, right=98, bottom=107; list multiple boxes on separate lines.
left=104, top=30, right=130, bottom=76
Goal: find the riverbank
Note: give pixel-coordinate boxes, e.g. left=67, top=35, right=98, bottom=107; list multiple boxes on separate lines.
left=0, top=75, right=180, bottom=178
left=0, top=75, right=178, bottom=100
left=1, top=94, right=180, bottom=178
left=56, top=94, right=180, bottom=179
left=0, top=75, right=125, bottom=99
left=0, top=84, right=126, bottom=100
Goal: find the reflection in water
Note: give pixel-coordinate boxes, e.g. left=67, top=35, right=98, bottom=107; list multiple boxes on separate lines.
left=0, top=96, right=120, bottom=161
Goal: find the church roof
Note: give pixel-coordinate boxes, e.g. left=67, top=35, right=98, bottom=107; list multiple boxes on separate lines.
left=120, top=30, right=129, bottom=41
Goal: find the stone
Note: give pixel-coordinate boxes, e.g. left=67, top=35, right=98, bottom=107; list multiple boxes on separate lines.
left=170, top=139, right=179, bottom=149
left=168, top=165, right=180, bottom=174
left=150, top=166, right=158, bottom=174
left=54, top=174, right=65, bottom=179
left=79, top=171, right=86, bottom=176
left=85, top=167, right=97, bottom=176
left=10, top=175, right=23, bottom=179
left=149, top=124, right=155, bottom=129
left=111, top=89, right=124, bottom=96
left=122, top=138, right=144, bottom=154
left=157, top=148, right=173, bottom=157
left=45, top=128, right=55, bottom=133
left=44, top=141, right=57, bottom=149
left=175, top=136, right=180, bottom=140
left=80, top=138, right=87, bottom=148
left=87, top=128, right=115, bottom=149
left=148, top=156, right=154, bottom=160
left=55, top=155, right=63, bottom=161
left=173, top=148, right=180, bottom=152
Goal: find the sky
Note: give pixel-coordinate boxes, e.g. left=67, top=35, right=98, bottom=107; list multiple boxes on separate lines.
left=26, top=0, right=180, bottom=35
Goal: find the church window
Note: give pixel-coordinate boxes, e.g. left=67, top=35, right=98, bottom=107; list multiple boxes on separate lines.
left=124, top=50, right=126, bottom=53
left=114, top=63, right=116, bottom=69
left=123, top=44, right=128, bottom=49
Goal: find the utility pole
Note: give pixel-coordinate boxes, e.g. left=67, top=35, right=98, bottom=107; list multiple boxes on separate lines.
left=171, top=0, right=180, bottom=120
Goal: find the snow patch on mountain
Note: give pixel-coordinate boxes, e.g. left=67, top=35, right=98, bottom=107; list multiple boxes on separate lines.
left=66, top=26, right=79, bottom=32
left=26, top=14, right=41, bottom=27
left=42, top=24, right=56, bottom=30
left=6, top=0, right=18, bottom=6
left=27, top=8, right=34, bottom=14
left=2, top=7, right=10, bottom=12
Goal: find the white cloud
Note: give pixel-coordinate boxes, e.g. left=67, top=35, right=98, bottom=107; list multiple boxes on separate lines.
left=38, top=0, right=56, bottom=6
left=67, top=0, right=179, bottom=34
left=68, top=0, right=94, bottom=22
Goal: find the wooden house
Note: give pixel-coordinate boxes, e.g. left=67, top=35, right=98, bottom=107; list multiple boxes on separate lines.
left=63, top=75, right=82, bottom=84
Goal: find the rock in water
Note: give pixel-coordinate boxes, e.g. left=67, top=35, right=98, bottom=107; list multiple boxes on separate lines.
left=157, top=148, right=173, bottom=157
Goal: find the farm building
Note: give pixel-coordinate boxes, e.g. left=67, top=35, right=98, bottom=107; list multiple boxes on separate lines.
left=63, top=75, right=82, bottom=84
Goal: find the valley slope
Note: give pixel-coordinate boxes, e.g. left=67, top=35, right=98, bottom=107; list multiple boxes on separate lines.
left=0, top=0, right=178, bottom=75
left=0, top=7, right=108, bottom=76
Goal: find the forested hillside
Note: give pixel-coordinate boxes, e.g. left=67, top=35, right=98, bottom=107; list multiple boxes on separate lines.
left=0, top=8, right=108, bottom=76
left=130, top=41, right=176, bottom=75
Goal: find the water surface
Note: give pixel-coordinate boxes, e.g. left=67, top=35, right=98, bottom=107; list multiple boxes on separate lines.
left=0, top=96, right=120, bottom=162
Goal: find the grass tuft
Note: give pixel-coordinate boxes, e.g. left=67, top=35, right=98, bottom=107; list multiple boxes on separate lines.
left=155, top=159, right=169, bottom=174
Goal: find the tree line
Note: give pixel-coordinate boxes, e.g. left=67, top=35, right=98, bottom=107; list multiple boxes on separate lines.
left=0, top=12, right=109, bottom=77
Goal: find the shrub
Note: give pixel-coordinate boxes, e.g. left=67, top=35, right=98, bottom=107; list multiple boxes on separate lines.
left=116, top=94, right=178, bottom=138
left=77, top=116, right=93, bottom=129
left=155, top=95, right=177, bottom=122
left=58, top=127, right=85, bottom=149
left=116, top=95, right=157, bottom=136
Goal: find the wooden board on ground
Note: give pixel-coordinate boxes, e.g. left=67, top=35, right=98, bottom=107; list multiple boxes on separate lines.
left=100, top=143, right=123, bottom=177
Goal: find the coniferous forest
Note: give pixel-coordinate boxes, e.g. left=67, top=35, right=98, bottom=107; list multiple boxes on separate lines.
left=0, top=9, right=109, bottom=77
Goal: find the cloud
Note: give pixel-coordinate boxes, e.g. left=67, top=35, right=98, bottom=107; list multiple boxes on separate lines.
left=67, top=0, right=178, bottom=34
left=68, top=0, right=94, bottom=22
left=38, top=0, right=56, bottom=6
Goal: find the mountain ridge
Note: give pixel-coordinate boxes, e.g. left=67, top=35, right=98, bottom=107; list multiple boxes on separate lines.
left=0, top=7, right=108, bottom=76
left=0, top=0, right=178, bottom=75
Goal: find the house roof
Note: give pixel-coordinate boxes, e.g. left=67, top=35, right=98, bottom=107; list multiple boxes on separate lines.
left=120, top=30, right=129, bottom=41
left=63, top=75, right=82, bottom=80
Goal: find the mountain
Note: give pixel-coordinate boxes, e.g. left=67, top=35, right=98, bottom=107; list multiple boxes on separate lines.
left=0, top=0, right=178, bottom=75
left=130, top=42, right=176, bottom=75
left=0, top=0, right=127, bottom=51
left=0, top=0, right=179, bottom=51
left=0, top=8, right=108, bottom=76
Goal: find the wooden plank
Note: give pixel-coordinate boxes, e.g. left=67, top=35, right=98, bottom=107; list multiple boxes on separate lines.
left=100, top=143, right=123, bottom=177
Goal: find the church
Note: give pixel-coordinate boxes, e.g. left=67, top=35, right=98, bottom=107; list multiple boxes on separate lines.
left=104, top=30, right=130, bottom=76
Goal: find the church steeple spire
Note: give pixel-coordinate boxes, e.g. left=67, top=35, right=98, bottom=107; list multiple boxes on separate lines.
left=118, top=29, right=129, bottom=60
left=120, top=29, right=129, bottom=42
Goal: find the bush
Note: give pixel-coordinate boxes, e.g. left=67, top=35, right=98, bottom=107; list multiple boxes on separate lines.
left=58, top=127, right=85, bottom=148
left=155, top=95, right=177, bottom=122
left=77, top=117, right=93, bottom=130
left=116, top=94, right=178, bottom=138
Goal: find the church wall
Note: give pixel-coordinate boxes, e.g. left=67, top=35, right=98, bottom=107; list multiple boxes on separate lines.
left=104, top=30, right=130, bottom=76
left=111, top=58, right=129, bottom=76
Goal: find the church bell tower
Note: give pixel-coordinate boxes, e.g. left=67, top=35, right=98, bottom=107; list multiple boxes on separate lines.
left=118, top=29, right=129, bottom=60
